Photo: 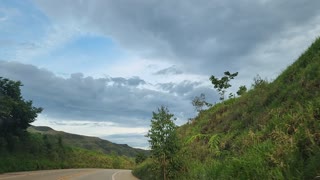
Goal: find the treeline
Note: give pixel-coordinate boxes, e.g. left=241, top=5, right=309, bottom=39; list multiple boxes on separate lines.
left=0, top=77, right=134, bottom=173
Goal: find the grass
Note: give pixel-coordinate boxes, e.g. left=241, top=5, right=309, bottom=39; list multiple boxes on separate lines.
left=134, top=37, right=320, bottom=179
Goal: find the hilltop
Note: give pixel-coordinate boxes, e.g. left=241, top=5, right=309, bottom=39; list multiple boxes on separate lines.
left=28, top=125, right=147, bottom=157
left=134, top=38, right=320, bottom=179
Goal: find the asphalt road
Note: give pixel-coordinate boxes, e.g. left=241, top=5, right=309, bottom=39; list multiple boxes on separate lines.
left=0, top=169, right=139, bottom=180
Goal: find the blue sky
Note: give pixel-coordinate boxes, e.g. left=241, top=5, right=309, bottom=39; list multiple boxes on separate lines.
left=0, top=0, right=48, bottom=58
left=1, top=0, right=320, bottom=148
left=34, top=34, right=126, bottom=76
left=1, top=0, right=127, bottom=77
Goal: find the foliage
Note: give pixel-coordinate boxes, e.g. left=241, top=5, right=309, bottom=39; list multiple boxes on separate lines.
left=170, top=37, right=320, bottom=179
left=133, top=158, right=162, bottom=180
left=252, top=74, right=267, bottom=88
left=0, top=77, right=42, bottom=137
left=210, top=71, right=238, bottom=101
left=208, top=134, right=221, bottom=156
left=135, top=152, right=148, bottom=164
left=146, top=106, right=180, bottom=180
left=236, top=85, right=247, bottom=96
left=0, top=132, right=135, bottom=173
left=191, top=93, right=212, bottom=112
left=185, top=133, right=209, bottom=145
left=186, top=133, right=221, bottom=157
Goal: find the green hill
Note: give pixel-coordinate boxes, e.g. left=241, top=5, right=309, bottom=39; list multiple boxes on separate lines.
left=0, top=75, right=143, bottom=174
left=0, top=131, right=136, bottom=173
left=28, top=126, right=148, bottom=157
left=134, top=38, right=320, bottom=179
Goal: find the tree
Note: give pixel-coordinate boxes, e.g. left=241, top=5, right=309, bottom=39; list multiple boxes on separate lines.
left=252, top=74, right=268, bottom=88
left=237, top=85, right=247, bottom=96
left=147, top=106, right=180, bottom=180
left=210, top=71, right=238, bottom=101
left=192, top=93, right=212, bottom=112
left=135, top=152, right=147, bottom=164
left=0, top=77, right=42, bottom=137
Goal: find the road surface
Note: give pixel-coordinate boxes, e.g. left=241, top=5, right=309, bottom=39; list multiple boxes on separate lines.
left=0, top=169, right=139, bottom=180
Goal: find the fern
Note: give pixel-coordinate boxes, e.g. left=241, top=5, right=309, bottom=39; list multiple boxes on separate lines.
left=185, top=134, right=209, bottom=145
left=208, top=134, right=220, bottom=156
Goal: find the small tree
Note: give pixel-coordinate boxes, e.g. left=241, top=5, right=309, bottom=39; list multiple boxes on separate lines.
left=210, top=71, right=238, bottom=101
left=192, top=93, right=212, bottom=112
left=237, top=85, right=247, bottom=96
left=147, top=106, right=180, bottom=180
left=252, top=74, right=268, bottom=88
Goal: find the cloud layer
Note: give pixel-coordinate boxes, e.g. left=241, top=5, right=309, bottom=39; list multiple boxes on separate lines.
left=33, top=0, right=320, bottom=76
left=2, top=0, right=320, bottom=148
left=0, top=61, right=215, bottom=127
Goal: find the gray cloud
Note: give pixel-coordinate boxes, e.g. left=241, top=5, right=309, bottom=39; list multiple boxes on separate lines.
left=157, top=81, right=202, bottom=96
left=0, top=61, right=216, bottom=126
left=33, top=0, right=320, bottom=78
left=111, top=76, right=146, bottom=87
left=154, top=66, right=183, bottom=75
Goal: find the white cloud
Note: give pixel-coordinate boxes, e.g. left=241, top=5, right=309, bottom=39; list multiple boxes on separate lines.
left=14, top=25, right=78, bottom=63
left=33, top=115, right=148, bottom=137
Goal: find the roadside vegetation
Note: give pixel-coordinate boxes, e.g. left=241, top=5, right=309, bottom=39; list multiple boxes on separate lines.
left=0, top=133, right=135, bottom=173
left=0, top=77, right=135, bottom=173
left=134, top=38, right=320, bottom=179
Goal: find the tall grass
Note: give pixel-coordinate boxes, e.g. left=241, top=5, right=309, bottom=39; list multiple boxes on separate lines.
left=134, top=38, right=320, bottom=179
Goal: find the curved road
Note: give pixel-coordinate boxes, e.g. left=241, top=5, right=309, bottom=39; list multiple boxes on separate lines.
left=0, top=169, right=138, bottom=180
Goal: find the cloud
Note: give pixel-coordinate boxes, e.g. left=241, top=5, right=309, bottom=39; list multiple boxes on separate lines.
left=32, top=0, right=320, bottom=78
left=1, top=61, right=219, bottom=147
left=32, top=116, right=149, bottom=148
left=0, top=61, right=216, bottom=127
left=110, top=76, right=146, bottom=87
left=5, top=0, right=320, bottom=147
left=154, top=66, right=183, bottom=75
left=157, top=81, right=202, bottom=96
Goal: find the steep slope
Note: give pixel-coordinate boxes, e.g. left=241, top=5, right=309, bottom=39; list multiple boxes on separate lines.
left=176, top=38, right=320, bottom=179
left=28, top=126, right=148, bottom=157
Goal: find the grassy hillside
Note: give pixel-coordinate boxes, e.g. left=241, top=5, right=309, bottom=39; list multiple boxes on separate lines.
left=134, top=38, right=320, bottom=179
left=0, top=132, right=135, bottom=173
left=28, top=126, right=147, bottom=157
left=1, top=116, right=147, bottom=174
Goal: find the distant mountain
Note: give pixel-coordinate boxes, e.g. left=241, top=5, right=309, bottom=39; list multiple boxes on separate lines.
left=28, top=125, right=148, bottom=157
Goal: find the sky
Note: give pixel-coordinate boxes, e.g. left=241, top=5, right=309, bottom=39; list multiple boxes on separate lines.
left=1, top=0, right=320, bottom=149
